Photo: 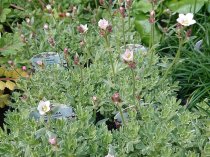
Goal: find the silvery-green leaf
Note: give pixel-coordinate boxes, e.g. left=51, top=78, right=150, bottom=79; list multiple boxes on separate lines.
left=194, top=40, right=203, bottom=51
left=35, top=128, right=46, bottom=139
left=108, top=144, right=115, bottom=156
left=29, top=111, right=40, bottom=120
left=46, top=130, right=57, bottom=138
left=114, top=111, right=129, bottom=123
left=96, top=118, right=109, bottom=126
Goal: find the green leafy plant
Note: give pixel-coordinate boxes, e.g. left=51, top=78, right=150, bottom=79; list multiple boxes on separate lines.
left=0, top=0, right=209, bottom=156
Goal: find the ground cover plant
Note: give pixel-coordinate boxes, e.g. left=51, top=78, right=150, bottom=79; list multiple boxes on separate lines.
left=0, top=0, right=210, bottom=156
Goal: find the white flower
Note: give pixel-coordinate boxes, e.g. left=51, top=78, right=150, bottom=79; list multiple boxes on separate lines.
left=43, top=24, right=49, bottom=30
left=177, top=13, right=196, bottom=26
left=66, top=12, right=70, bottom=17
left=37, top=100, right=51, bottom=115
left=46, top=4, right=52, bottom=10
left=98, top=19, right=109, bottom=30
left=121, top=49, right=133, bottom=62
left=80, top=24, right=88, bottom=33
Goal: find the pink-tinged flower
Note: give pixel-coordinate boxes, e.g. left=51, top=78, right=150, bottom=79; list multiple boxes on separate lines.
left=77, top=24, right=88, bottom=34
left=22, top=66, right=27, bottom=71
left=121, top=49, right=133, bottom=62
left=46, top=4, right=52, bottom=10
left=37, top=100, right=51, bottom=115
left=177, top=13, right=196, bottom=26
left=98, top=19, right=109, bottom=30
left=36, top=60, right=43, bottom=65
left=48, top=137, right=57, bottom=145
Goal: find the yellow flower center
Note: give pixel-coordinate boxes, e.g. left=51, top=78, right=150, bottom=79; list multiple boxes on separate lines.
left=42, top=105, right=49, bottom=112
left=182, top=19, right=189, bottom=25
left=126, top=53, right=131, bottom=58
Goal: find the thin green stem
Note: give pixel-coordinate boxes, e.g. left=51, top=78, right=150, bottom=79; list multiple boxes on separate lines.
left=193, top=0, right=198, bottom=14
left=105, top=35, right=115, bottom=77
left=80, top=65, right=84, bottom=84
left=122, top=18, right=126, bottom=49
left=131, top=69, right=136, bottom=107
left=107, top=5, right=114, bottom=25
left=93, top=108, right=96, bottom=122
left=128, top=9, right=131, bottom=30
left=108, top=51, right=115, bottom=77
left=94, top=0, right=98, bottom=8
left=149, top=20, right=155, bottom=49
left=159, top=38, right=183, bottom=84
left=148, top=46, right=155, bottom=71
left=117, top=105, right=126, bottom=126
left=149, top=4, right=155, bottom=49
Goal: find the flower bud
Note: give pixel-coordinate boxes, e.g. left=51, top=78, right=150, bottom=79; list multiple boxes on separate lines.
left=72, top=6, right=77, bottom=15
left=126, top=0, right=132, bottom=9
left=66, top=12, right=70, bottom=17
left=119, top=7, right=126, bottom=18
left=8, top=60, right=13, bottom=65
left=149, top=10, right=155, bottom=24
left=22, top=66, right=27, bottom=71
left=186, top=29, right=192, bottom=38
left=48, top=137, right=57, bottom=145
left=128, top=61, right=136, bottom=69
left=112, top=92, right=122, bottom=104
left=26, top=18, right=30, bottom=24
left=20, top=34, right=27, bottom=43
left=43, top=24, right=49, bottom=30
left=36, top=60, right=43, bottom=66
left=77, top=24, right=88, bottom=34
left=107, top=25, right=112, bottom=33
left=99, top=0, right=104, bottom=5
left=48, top=37, right=55, bottom=47
left=74, top=55, right=79, bottom=65
left=64, top=48, right=68, bottom=55
left=92, top=96, right=97, bottom=101
left=80, top=40, right=85, bottom=47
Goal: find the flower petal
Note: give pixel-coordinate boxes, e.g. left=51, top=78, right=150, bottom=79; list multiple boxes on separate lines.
left=186, top=13, right=194, bottom=20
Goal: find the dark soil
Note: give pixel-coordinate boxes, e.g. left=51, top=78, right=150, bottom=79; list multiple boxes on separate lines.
left=0, top=106, right=10, bottom=129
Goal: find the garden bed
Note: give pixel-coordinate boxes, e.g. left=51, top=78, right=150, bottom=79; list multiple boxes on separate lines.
left=0, top=0, right=210, bottom=156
